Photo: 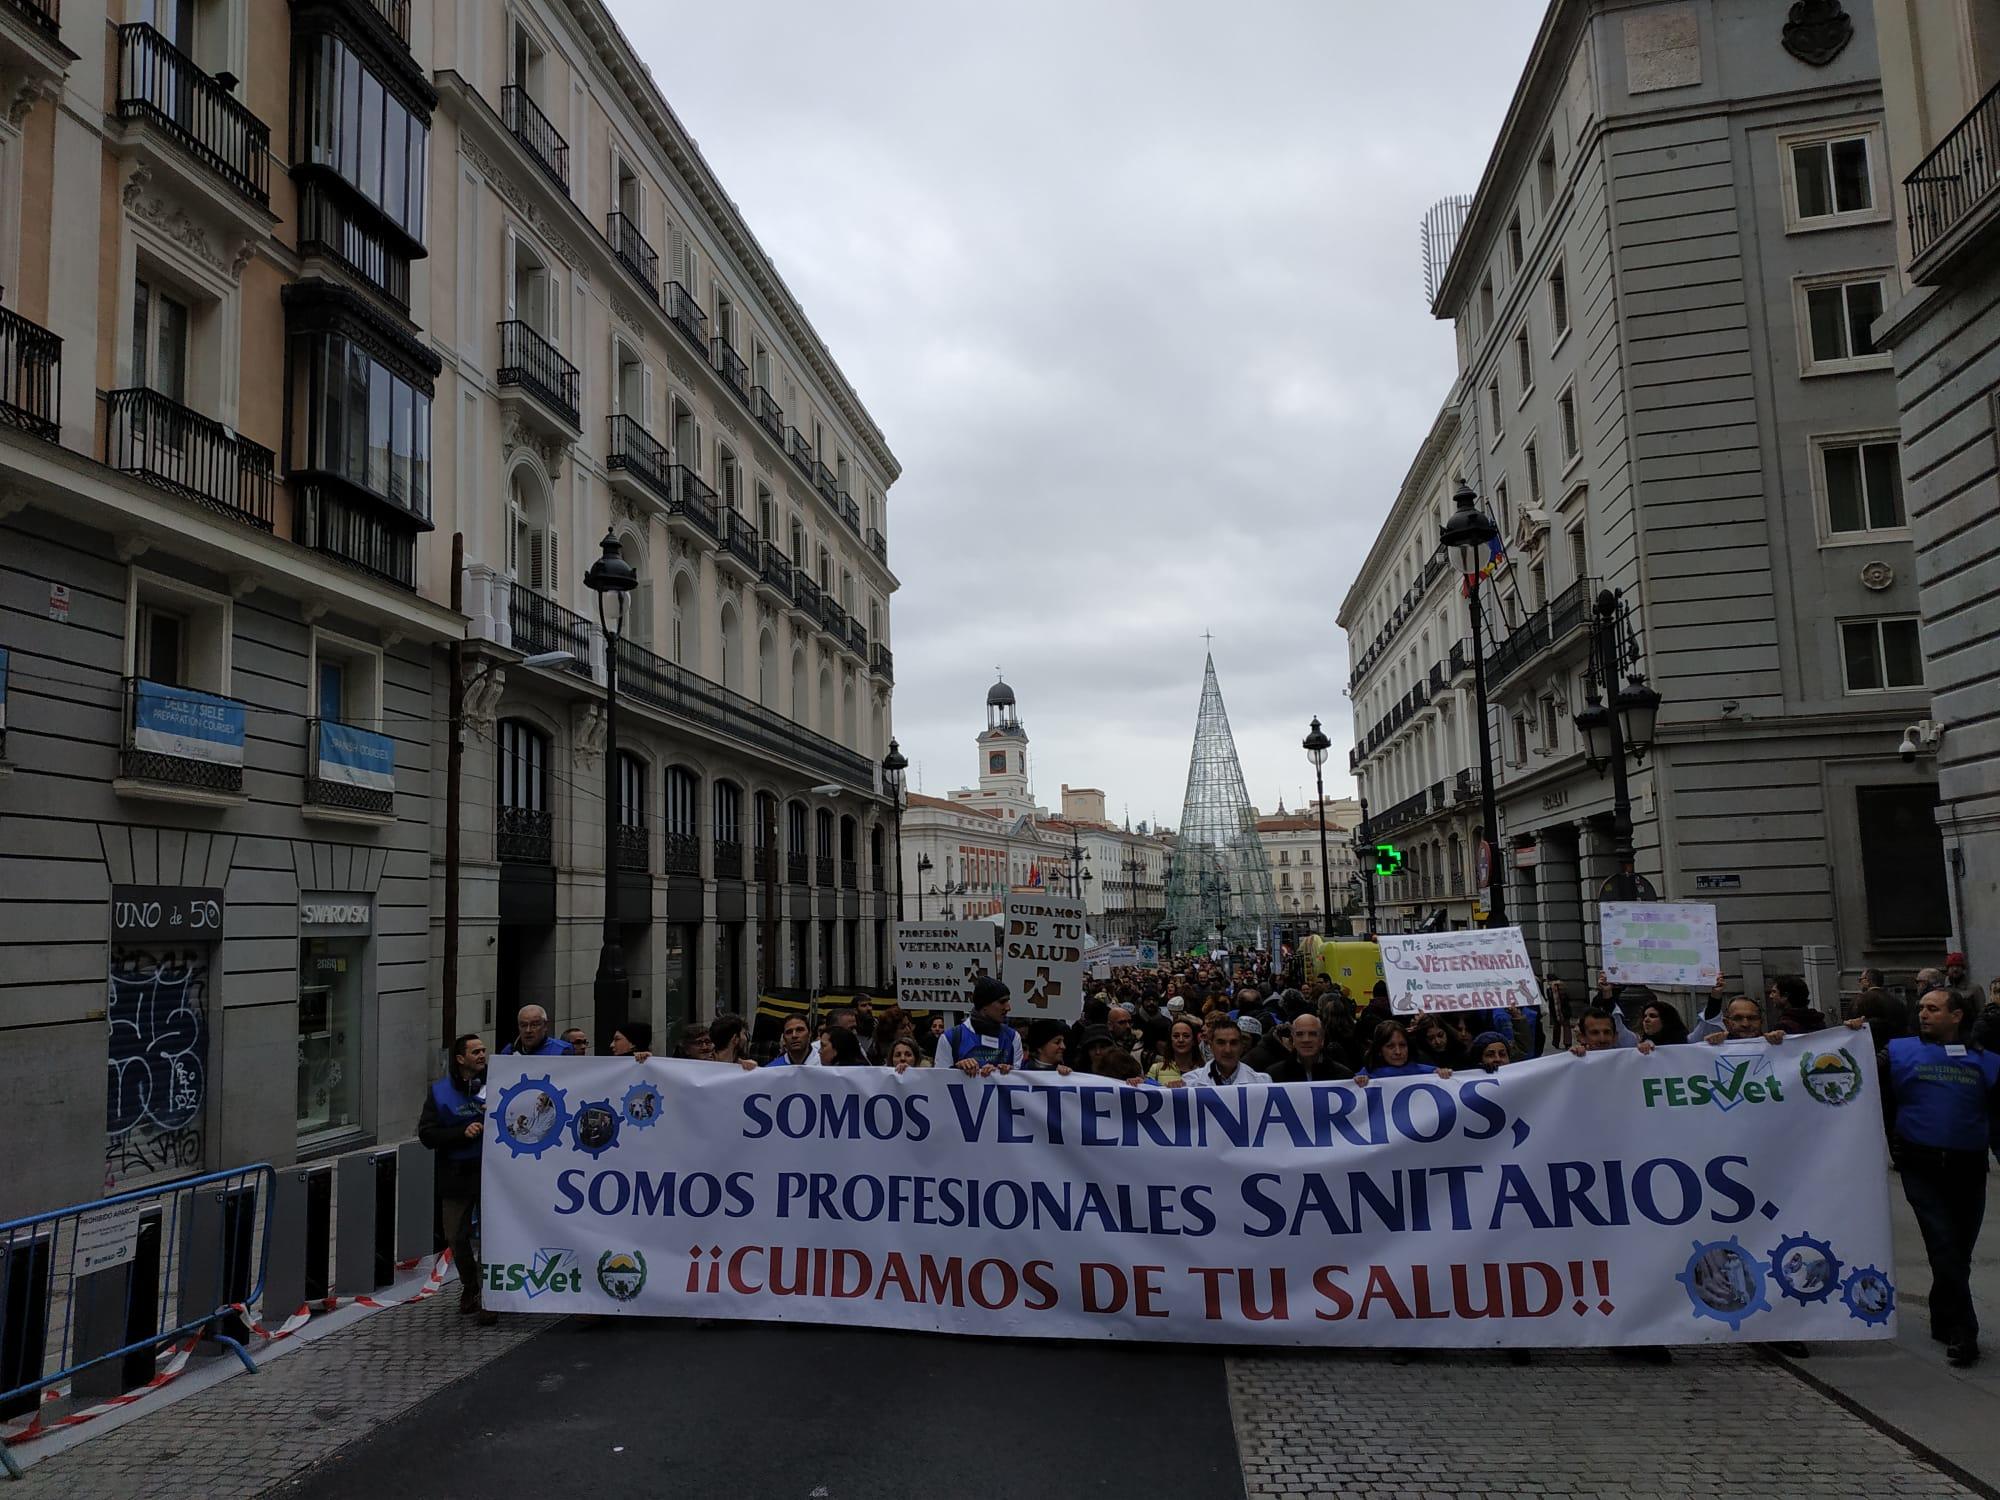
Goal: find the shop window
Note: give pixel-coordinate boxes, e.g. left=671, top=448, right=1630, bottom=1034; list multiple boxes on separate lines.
left=298, top=935, right=364, bottom=1140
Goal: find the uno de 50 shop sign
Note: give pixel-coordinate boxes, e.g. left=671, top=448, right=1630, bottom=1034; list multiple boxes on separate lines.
left=111, top=886, right=226, bottom=940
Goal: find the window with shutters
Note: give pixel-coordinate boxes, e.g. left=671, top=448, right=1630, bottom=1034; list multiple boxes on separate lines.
left=1548, top=258, right=1569, bottom=345
left=1505, top=211, right=1523, bottom=274
left=1478, top=274, right=1494, bottom=336
left=510, top=236, right=554, bottom=341
left=718, top=445, right=740, bottom=510
left=614, top=341, right=644, bottom=422
left=1568, top=526, right=1588, bottom=587
left=1524, top=438, right=1542, bottom=508
left=757, top=482, right=776, bottom=541
left=1513, top=326, right=1532, bottom=403
left=508, top=467, right=557, bottom=595
left=1486, top=376, right=1502, bottom=447
left=1557, top=383, right=1579, bottom=468
left=1536, top=135, right=1558, bottom=214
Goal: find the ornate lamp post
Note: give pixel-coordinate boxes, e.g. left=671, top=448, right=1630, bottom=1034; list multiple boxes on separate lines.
left=1440, top=482, right=1507, bottom=928
left=880, top=738, right=908, bottom=922
left=1573, top=588, right=1663, bottom=902
left=915, top=854, right=934, bottom=919
left=584, top=529, right=638, bottom=1037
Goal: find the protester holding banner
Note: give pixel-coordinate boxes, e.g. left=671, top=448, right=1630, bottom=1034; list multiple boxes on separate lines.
left=1635, top=997, right=1690, bottom=1047
left=820, top=1028, right=868, bottom=1067
left=1180, top=1016, right=1268, bottom=1086
left=1356, top=1020, right=1450, bottom=1081
left=417, top=1033, right=495, bottom=1326
left=501, top=1004, right=570, bottom=1058
left=764, top=1016, right=819, bottom=1068
left=1851, top=989, right=2000, bottom=1367
left=1022, top=1018, right=1071, bottom=1074
left=933, top=976, right=1022, bottom=1073
left=1265, top=1012, right=1351, bottom=1083
left=886, top=1038, right=923, bottom=1070
left=1148, top=1019, right=1204, bottom=1085
left=1703, top=997, right=1787, bottom=1047
left=609, top=1021, right=651, bottom=1060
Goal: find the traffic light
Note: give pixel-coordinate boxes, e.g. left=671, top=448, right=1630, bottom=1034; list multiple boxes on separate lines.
left=1373, top=843, right=1404, bottom=878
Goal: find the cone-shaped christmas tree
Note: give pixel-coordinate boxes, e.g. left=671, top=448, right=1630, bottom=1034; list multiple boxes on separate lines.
left=1164, top=654, right=1280, bottom=953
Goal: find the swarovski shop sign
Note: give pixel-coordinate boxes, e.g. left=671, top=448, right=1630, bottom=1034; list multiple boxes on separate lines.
left=299, top=895, right=373, bottom=936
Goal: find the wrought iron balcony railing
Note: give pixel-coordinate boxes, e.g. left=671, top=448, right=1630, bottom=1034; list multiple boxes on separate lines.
left=497, top=320, right=580, bottom=429
left=115, top=24, right=270, bottom=207
left=870, top=642, right=894, bottom=682
left=784, top=426, right=813, bottom=474
left=501, top=84, right=568, bottom=193
left=714, top=837, right=745, bottom=880
left=606, top=210, right=658, bottom=299
left=836, top=491, right=861, bottom=534
left=120, top=677, right=246, bottom=795
left=754, top=844, right=778, bottom=882
left=1485, top=577, right=1593, bottom=688
left=758, top=541, right=794, bottom=600
left=4, top=0, right=59, bottom=41
left=867, top=526, right=887, bottom=563
left=725, top=508, right=760, bottom=568
left=508, top=587, right=593, bottom=676
left=665, top=281, right=706, bottom=355
left=0, top=304, right=60, bottom=441
left=751, top=386, right=784, bottom=442
left=793, top=571, right=823, bottom=618
left=816, top=855, right=835, bottom=887
left=365, top=0, right=411, bottom=45
left=1907, top=77, right=2000, bottom=266
left=670, top=464, right=720, bottom=539
left=306, top=718, right=395, bottom=817
left=613, top=821, right=648, bottom=873
left=497, top=805, right=552, bottom=864
left=711, top=338, right=749, bottom=401
left=102, top=388, right=275, bottom=529
left=840, top=858, right=858, bottom=890
left=606, top=413, right=672, bottom=504
left=663, top=829, right=700, bottom=876
left=787, top=851, right=808, bottom=884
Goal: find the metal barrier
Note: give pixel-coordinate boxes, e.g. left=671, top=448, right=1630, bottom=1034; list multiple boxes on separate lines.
left=0, top=1165, right=274, bottom=1478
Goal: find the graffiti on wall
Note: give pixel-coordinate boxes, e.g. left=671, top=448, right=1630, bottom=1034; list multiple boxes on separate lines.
left=107, top=946, right=209, bottom=1186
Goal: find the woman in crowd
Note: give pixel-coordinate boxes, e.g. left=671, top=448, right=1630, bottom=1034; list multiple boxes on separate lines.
left=1023, top=1018, right=1071, bottom=1073
left=1149, top=1018, right=1205, bottom=1085
left=609, top=1020, right=652, bottom=1060
left=1472, top=1030, right=1512, bottom=1072
left=820, top=1027, right=867, bottom=1067
left=1410, top=1014, right=1464, bottom=1070
left=1636, top=996, right=1690, bottom=1047
left=885, top=1037, right=923, bottom=1071
left=1358, top=1020, right=1452, bottom=1083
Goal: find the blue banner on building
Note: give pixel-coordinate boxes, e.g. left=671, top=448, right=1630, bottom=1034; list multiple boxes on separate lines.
left=131, top=680, right=246, bottom=766
left=316, top=720, right=395, bottom=794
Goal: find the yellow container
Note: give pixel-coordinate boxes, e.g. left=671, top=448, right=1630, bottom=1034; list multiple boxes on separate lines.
left=1312, top=940, right=1384, bottom=999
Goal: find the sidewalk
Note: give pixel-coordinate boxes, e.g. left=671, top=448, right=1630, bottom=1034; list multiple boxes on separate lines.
left=8, top=1290, right=543, bottom=1499
left=1771, top=1169, right=2000, bottom=1493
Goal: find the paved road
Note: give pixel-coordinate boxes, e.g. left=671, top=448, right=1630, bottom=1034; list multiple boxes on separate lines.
left=275, top=1318, right=1244, bottom=1500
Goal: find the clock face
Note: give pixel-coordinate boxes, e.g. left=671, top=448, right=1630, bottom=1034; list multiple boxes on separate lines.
left=989, top=752, right=1007, bottom=774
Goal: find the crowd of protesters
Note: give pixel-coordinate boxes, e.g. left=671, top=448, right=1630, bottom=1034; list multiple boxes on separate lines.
left=427, top=946, right=2000, bottom=1360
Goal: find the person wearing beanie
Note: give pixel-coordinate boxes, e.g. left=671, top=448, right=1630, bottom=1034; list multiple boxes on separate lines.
left=1023, top=1017, right=1071, bottom=1074
left=610, top=1020, right=653, bottom=1059
left=1472, top=1031, right=1512, bottom=1071
left=933, top=975, right=1022, bottom=1074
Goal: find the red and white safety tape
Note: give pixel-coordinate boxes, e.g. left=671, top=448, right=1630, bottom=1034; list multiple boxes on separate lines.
left=1, top=1251, right=456, bottom=1453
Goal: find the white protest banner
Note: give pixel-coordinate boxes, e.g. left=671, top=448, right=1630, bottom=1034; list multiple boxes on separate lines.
left=1002, top=894, right=1086, bottom=1022
left=894, top=922, right=997, bottom=1010
left=480, top=1037, right=1897, bottom=1348
left=1381, top=926, right=1541, bottom=1015
left=1602, top=902, right=1720, bottom=989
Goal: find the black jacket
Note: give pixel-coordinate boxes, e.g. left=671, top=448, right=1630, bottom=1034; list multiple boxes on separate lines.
left=1266, top=1055, right=1354, bottom=1083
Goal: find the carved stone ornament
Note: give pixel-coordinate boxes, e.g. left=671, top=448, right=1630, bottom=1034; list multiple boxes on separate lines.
left=1860, top=559, right=1895, bottom=592
left=1782, top=0, right=1853, bottom=67
left=124, top=162, right=243, bottom=281
left=611, top=299, right=646, bottom=337
left=7, top=77, right=54, bottom=129
left=608, top=490, right=646, bottom=528
left=501, top=411, right=566, bottom=479
left=573, top=703, right=607, bottom=766
left=460, top=136, right=584, bottom=272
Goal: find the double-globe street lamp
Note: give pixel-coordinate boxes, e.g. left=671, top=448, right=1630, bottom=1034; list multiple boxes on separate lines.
left=1302, top=716, right=1336, bottom=937
left=584, top=530, right=639, bottom=1037
left=1440, top=482, right=1508, bottom=929
left=1572, top=589, right=1663, bottom=902
left=915, top=854, right=934, bottom=918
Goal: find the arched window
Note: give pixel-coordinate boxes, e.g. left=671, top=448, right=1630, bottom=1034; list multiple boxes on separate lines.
left=818, top=667, right=834, bottom=736
left=754, top=791, right=780, bottom=882
left=870, top=825, right=885, bottom=889
left=786, top=798, right=809, bottom=883
left=665, top=765, right=700, bottom=874
left=496, top=719, right=551, bottom=864
left=839, top=814, right=858, bottom=889
left=712, top=781, right=744, bottom=878
left=758, top=627, right=776, bottom=707
left=718, top=600, right=741, bottom=692
left=671, top=572, right=698, bottom=666
left=791, top=648, right=808, bottom=724
left=814, top=807, right=835, bottom=886
left=508, top=467, right=556, bottom=595
left=841, top=677, right=857, bottom=750
left=615, top=752, right=647, bottom=872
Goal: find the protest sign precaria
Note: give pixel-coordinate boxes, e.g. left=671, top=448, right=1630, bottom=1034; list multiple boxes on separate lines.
left=1380, top=926, right=1541, bottom=1015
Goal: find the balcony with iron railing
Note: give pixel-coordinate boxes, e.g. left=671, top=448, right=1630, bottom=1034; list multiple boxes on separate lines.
left=724, top=508, right=760, bottom=569
left=501, top=84, right=568, bottom=193
left=102, top=388, right=275, bottom=529
left=497, top=805, right=552, bottom=864
left=605, top=413, right=673, bottom=507
left=793, top=570, right=823, bottom=619
left=496, top=320, right=580, bottom=432
left=1485, top=577, right=1592, bottom=688
left=363, top=0, right=411, bottom=44
left=845, top=616, right=868, bottom=658
left=1907, top=76, right=2000, bottom=277
left=654, top=828, right=696, bottom=876
left=867, top=526, right=887, bottom=564
left=606, top=210, right=658, bottom=299
left=304, top=717, right=396, bottom=818
left=117, top=676, right=246, bottom=798
left=2, top=0, right=61, bottom=42
left=756, top=541, right=794, bottom=603
left=508, top=587, right=593, bottom=676
left=665, top=281, right=706, bottom=355
left=751, top=386, right=784, bottom=443
left=814, top=460, right=837, bottom=501
left=870, top=642, right=894, bottom=682
left=820, top=594, right=850, bottom=641
left=840, top=858, right=858, bottom=890
left=816, top=854, right=835, bottom=887
left=712, top=339, right=749, bottom=402
left=836, top=491, right=861, bottom=535
left=614, top=635, right=876, bottom=793
left=786, top=850, right=808, bottom=884
left=754, top=843, right=778, bottom=882
left=713, top=837, right=744, bottom=880
left=114, top=23, right=270, bottom=208
left=0, top=303, right=60, bottom=441
left=669, top=464, right=720, bottom=541
left=1348, top=553, right=1450, bottom=691
left=784, top=426, right=814, bottom=474
left=613, top=821, right=648, bottom=874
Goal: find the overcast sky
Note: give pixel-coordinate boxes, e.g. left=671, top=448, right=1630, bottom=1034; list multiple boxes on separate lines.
left=608, top=0, right=1544, bottom=828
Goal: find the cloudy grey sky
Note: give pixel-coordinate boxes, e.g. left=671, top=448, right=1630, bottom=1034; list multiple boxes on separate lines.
left=608, top=0, right=1544, bottom=827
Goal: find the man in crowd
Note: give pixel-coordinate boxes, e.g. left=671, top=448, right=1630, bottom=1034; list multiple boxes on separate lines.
left=1947, top=953, right=1981, bottom=1014
left=935, top=976, right=1022, bottom=1073
left=1848, top=988, right=2000, bottom=1366
left=1133, top=992, right=1174, bottom=1055
left=502, top=1004, right=570, bottom=1058
left=1569, top=1007, right=1656, bottom=1057
left=1184, top=1016, right=1268, bottom=1087
left=561, top=1026, right=589, bottom=1055
left=763, top=1014, right=819, bottom=1067
left=826, top=1005, right=867, bottom=1061
left=418, top=1033, right=495, bottom=1326
left=1703, top=996, right=1788, bottom=1046
left=1266, top=1012, right=1351, bottom=1082
left=1106, top=1003, right=1142, bottom=1063
left=1769, top=975, right=1826, bottom=1034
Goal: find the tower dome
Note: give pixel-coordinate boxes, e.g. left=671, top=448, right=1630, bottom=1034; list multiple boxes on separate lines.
left=987, top=677, right=1016, bottom=708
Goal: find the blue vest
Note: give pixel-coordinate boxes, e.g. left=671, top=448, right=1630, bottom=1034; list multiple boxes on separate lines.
left=947, top=1022, right=1019, bottom=1069
left=431, top=1075, right=483, bottom=1163
left=1888, top=1036, right=2000, bottom=1153
left=501, top=1036, right=571, bottom=1057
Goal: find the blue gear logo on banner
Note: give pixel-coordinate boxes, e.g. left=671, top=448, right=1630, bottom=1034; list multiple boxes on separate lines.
left=569, top=1098, right=622, bottom=1158
left=1676, top=1236, right=1770, bottom=1330
left=491, top=1075, right=569, bottom=1159
left=622, top=1079, right=664, bottom=1129
left=1769, top=1232, right=1841, bottom=1304
left=1841, top=1264, right=1894, bottom=1326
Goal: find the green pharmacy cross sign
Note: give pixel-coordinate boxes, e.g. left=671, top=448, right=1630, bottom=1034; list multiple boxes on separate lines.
left=1373, top=843, right=1404, bottom=878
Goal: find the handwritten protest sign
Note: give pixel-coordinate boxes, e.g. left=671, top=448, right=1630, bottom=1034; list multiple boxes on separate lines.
left=1002, top=894, right=1086, bottom=1021
left=894, top=922, right=997, bottom=1010
left=482, top=1040, right=1897, bottom=1348
left=1602, top=902, right=1720, bottom=988
left=1380, top=926, right=1540, bottom=1016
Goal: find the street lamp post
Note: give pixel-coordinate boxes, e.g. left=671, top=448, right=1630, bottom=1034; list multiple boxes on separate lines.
left=1441, top=482, right=1508, bottom=929
left=1354, top=799, right=1379, bottom=935
left=584, top=529, right=638, bottom=1041
left=881, top=739, right=908, bottom=923
left=1573, top=588, right=1662, bottom=903
left=916, top=854, right=934, bottom=919
left=1303, top=716, right=1334, bottom=937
